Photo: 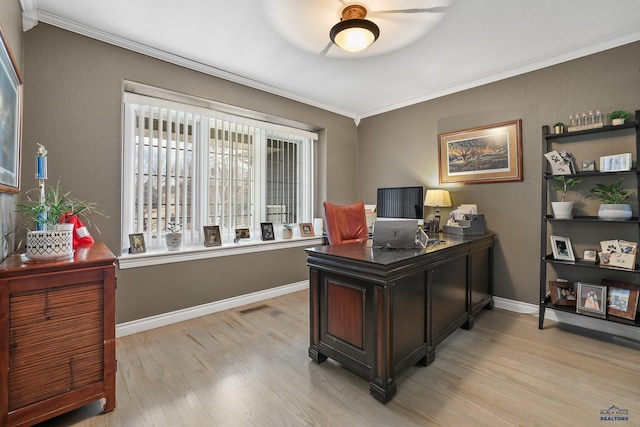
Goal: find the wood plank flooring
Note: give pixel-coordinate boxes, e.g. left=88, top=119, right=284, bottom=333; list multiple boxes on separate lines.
left=36, top=290, right=640, bottom=426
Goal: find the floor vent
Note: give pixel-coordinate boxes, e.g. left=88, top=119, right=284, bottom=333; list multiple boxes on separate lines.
left=238, top=304, right=270, bottom=315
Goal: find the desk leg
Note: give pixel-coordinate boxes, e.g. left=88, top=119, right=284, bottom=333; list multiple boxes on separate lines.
left=370, top=380, right=397, bottom=403
left=308, top=347, right=328, bottom=363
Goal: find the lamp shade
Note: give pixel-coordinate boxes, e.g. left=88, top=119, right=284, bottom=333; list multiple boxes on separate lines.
left=330, top=5, right=380, bottom=53
left=424, top=189, right=452, bottom=207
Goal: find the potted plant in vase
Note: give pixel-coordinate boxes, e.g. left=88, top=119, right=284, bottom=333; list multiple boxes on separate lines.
left=16, top=181, right=103, bottom=261
left=165, top=221, right=183, bottom=250
left=586, top=177, right=632, bottom=220
left=551, top=175, right=581, bottom=219
left=609, top=110, right=629, bottom=126
left=553, top=122, right=564, bottom=134
left=282, top=223, right=293, bottom=239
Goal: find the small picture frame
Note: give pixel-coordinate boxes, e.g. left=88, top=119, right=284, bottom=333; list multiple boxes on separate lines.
left=581, top=160, right=595, bottom=171
left=203, top=225, right=221, bottom=247
left=603, top=280, right=639, bottom=321
left=576, top=282, right=607, bottom=319
left=260, top=222, right=275, bottom=241
left=583, top=249, right=598, bottom=262
left=235, top=227, right=250, bottom=241
left=129, top=233, right=146, bottom=254
left=600, top=153, right=631, bottom=172
left=299, top=223, right=315, bottom=237
left=417, top=227, right=429, bottom=248
left=550, top=235, right=575, bottom=261
left=548, top=281, right=577, bottom=306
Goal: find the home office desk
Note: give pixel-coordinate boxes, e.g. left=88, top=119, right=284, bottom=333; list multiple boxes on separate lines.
left=306, top=234, right=494, bottom=402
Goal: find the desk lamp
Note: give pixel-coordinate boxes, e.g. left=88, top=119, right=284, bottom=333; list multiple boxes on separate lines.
left=424, top=189, right=452, bottom=233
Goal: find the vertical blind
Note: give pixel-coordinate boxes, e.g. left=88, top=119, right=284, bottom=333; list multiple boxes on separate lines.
left=122, top=92, right=317, bottom=252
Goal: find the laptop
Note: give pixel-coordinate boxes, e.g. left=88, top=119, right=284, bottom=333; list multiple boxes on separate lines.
left=372, top=219, right=419, bottom=249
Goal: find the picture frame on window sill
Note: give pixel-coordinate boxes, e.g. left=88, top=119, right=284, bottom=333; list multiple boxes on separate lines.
left=576, top=282, right=607, bottom=319
left=203, top=225, right=221, bottom=247
left=299, top=223, right=315, bottom=237
left=550, top=235, right=575, bottom=262
left=235, top=227, right=250, bottom=242
left=129, top=233, right=146, bottom=254
left=260, top=222, right=275, bottom=241
left=603, top=279, right=639, bottom=321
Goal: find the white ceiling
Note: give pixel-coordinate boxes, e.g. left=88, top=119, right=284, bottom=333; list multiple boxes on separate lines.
left=22, top=0, right=640, bottom=121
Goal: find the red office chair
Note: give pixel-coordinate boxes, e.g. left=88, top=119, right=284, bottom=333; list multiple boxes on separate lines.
left=322, top=201, right=369, bottom=245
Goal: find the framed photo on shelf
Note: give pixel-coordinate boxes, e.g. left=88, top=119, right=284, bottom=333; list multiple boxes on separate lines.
left=0, top=25, right=23, bottom=194
left=260, top=222, right=275, bottom=241
left=581, top=160, right=595, bottom=172
left=603, top=279, right=639, bottom=321
left=128, top=233, right=146, bottom=254
left=550, top=235, right=575, bottom=261
left=203, top=225, right=221, bottom=247
left=548, top=281, right=577, bottom=306
left=437, top=119, right=522, bottom=184
left=583, top=249, right=598, bottom=263
left=600, top=153, right=631, bottom=172
left=576, top=282, right=607, bottom=319
left=299, top=223, right=314, bottom=237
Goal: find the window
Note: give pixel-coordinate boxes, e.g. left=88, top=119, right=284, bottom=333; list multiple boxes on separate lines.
left=122, top=90, right=317, bottom=253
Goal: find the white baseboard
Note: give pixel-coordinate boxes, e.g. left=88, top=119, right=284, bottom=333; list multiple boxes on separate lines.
left=115, top=281, right=309, bottom=337
left=118, top=289, right=639, bottom=342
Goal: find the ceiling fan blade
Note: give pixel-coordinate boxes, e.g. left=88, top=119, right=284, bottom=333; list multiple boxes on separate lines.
left=370, top=7, right=448, bottom=15
left=320, top=41, right=333, bottom=56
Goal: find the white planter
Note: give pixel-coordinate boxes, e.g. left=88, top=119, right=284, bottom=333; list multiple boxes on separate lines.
left=612, top=118, right=625, bottom=126
left=551, top=201, right=574, bottom=219
left=26, top=224, right=74, bottom=262
left=597, top=203, right=632, bottom=220
left=282, top=228, right=293, bottom=239
left=165, top=233, right=183, bottom=250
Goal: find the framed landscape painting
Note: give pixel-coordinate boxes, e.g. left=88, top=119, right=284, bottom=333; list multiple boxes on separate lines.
left=0, top=25, right=23, bottom=193
left=438, top=119, right=522, bottom=185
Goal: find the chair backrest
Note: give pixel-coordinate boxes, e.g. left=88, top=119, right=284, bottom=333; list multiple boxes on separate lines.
left=322, top=201, right=369, bottom=245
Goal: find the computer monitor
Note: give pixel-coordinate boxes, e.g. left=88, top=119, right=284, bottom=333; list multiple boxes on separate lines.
left=376, top=186, right=424, bottom=220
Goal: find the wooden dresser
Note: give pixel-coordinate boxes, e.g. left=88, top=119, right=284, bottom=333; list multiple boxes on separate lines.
left=0, top=243, right=116, bottom=427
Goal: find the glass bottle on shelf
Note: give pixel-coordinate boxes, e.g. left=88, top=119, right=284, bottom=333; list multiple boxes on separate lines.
left=582, top=112, right=588, bottom=126
left=569, top=114, right=575, bottom=126
left=588, top=110, right=594, bottom=124
left=595, top=110, right=603, bottom=124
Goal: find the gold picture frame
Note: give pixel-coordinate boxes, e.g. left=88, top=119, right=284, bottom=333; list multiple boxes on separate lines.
left=438, top=119, right=522, bottom=185
left=299, top=223, right=315, bottom=237
left=128, top=233, right=146, bottom=254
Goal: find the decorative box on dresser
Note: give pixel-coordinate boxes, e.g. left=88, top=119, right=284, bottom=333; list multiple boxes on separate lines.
left=0, top=242, right=116, bottom=427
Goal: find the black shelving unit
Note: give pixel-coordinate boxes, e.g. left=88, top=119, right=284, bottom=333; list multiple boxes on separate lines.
left=539, top=110, right=640, bottom=331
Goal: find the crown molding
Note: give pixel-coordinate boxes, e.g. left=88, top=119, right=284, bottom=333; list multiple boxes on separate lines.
left=35, top=11, right=358, bottom=119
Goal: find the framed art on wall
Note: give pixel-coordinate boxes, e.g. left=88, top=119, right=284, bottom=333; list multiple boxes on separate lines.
left=0, top=25, right=23, bottom=193
left=438, top=119, right=522, bottom=185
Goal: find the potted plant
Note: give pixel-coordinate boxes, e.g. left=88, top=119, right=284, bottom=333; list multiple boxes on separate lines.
left=609, top=110, right=629, bottom=126
left=16, top=181, right=103, bottom=261
left=282, top=223, right=293, bottom=239
left=165, top=221, right=183, bottom=250
left=553, top=122, right=564, bottom=134
left=550, top=175, right=581, bottom=219
left=585, top=177, right=632, bottom=220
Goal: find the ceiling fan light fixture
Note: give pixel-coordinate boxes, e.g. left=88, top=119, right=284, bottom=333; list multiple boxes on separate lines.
left=330, top=6, right=380, bottom=53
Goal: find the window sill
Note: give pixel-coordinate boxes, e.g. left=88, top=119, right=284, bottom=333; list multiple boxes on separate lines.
left=117, top=236, right=323, bottom=269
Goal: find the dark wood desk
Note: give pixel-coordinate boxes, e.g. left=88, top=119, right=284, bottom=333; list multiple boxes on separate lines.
left=307, top=234, right=494, bottom=402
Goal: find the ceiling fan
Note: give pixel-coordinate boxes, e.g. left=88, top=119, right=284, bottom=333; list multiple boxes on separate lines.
left=322, top=3, right=449, bottom=55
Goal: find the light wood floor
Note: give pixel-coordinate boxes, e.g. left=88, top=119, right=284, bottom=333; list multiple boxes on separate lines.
left=37, top=290, right=640, bottom=427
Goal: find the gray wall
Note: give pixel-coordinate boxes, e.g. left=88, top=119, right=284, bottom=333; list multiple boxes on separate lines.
left=22, top=24, right=357, bottom=323
left=357, top=41, right=640, bottom=304
left=0, top=0, right=23, bottom=260
left=15, top=17, right=640, bottom=321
